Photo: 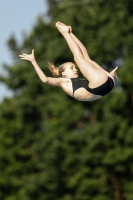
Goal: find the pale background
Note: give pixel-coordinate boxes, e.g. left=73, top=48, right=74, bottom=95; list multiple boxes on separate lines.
left=0, top=0, right=48, bottom=102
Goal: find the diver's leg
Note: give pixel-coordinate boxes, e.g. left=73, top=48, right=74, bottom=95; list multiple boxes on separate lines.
left=70, top=32, right=90, bottom=60
left=59, top=32, right=108, bottom=85
left=70, top=32, right=111, bottom=74
left=56, top=22, right=109, bottom=86
left=57, top=22, right=112, bottom=76
left=70, top=31, right=118, bottom=82
left=74, top=55, right=108, bottom=87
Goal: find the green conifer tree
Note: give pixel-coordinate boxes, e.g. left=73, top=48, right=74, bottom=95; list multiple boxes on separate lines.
left=0, top=0, right=133, bottom=199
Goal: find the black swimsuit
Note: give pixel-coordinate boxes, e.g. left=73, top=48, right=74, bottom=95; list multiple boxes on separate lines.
left=71, top=77, right=114, bottom=97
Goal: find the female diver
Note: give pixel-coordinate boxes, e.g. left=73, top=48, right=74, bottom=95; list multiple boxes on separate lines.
left=19, top=22, right=118, bottom=101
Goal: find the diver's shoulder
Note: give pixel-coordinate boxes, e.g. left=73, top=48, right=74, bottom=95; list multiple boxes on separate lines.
left=60, top=78, right=71, bottom=83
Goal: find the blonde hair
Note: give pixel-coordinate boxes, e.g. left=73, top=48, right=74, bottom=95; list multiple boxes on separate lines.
left=48, top=62, right=67, bottom=77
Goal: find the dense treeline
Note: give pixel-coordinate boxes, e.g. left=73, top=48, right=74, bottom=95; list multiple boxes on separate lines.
left=0, top=0, right=133, bottom=199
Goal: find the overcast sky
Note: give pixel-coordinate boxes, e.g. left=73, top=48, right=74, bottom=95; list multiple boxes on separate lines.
left=0, top=0, right=48, bottom=102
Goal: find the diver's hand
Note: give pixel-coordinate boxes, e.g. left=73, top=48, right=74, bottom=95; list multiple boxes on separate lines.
left=110, top=66, right=118, bottom=79
left=19, top=49, right=35, bottom=63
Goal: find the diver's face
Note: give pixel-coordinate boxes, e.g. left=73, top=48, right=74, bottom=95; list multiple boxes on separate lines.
left=62, top=62, right=78, bottom=78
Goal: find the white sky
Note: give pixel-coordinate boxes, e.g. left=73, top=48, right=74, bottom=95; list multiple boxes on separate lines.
left=0, top=0, right=48, bottom=102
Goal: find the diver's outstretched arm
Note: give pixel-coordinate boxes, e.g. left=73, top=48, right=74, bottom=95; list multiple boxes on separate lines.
left=19, top=49, right=61, bottom=86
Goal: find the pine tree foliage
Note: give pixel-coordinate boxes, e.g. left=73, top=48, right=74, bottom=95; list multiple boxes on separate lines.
left=0, top=0, right=133, bottom=199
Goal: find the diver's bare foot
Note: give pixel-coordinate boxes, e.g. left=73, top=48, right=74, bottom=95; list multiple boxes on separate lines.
left=58, top=22, right=72, bottom=33
left=55, top=22, right=69, bottom=34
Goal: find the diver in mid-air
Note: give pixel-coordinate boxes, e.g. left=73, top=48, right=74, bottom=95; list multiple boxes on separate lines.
left=19, top=22, right=118, bottom=101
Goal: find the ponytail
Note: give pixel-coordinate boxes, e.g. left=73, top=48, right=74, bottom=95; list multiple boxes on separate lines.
left=48, top=62, right=60, bottom=77
left=48, top=62, right=66, bottom=77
